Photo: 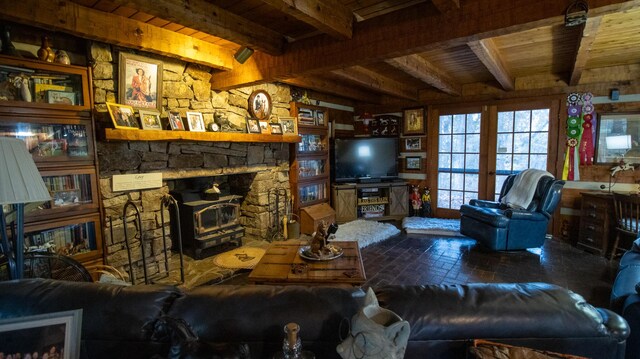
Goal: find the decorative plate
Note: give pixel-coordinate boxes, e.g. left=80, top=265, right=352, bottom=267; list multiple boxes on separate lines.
left=581, top=92, right=593, bottom=102
left=298, top=245, right=343, bottom=261
left=248, top=89, right=272, bottom=121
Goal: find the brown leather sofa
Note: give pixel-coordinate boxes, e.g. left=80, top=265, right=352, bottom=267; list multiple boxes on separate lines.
left=0, top=279, right=629, bottom=358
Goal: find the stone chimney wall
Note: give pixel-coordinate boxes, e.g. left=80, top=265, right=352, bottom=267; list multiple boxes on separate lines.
left=90, top=42, right=292, bottom=280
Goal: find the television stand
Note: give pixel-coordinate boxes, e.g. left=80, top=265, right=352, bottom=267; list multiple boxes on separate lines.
left=331, top=181, right=409, bottom=223
left=358, top=177, right=381, bottom=184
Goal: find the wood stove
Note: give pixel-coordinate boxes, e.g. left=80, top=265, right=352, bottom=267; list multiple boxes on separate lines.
left=171, top=190, right=244, bottom=259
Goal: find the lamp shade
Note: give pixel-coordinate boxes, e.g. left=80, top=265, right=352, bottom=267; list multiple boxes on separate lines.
left=0, top=137, right=51, bottom=205
left=606, top=135, right=632, bottom=150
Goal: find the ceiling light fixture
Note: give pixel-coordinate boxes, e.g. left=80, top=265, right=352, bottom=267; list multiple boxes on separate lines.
left=234, top=47, right=254, bottom=64
left=565, top=0, right=588, bottom=27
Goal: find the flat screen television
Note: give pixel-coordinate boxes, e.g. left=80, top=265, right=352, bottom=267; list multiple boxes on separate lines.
left=333, top=137, right=399, bottom=183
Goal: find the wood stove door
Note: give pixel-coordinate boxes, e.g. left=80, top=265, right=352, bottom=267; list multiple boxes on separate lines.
left=194, top=203, right=239, bottom=235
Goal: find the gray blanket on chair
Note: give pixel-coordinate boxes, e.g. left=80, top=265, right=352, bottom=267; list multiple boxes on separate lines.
left=500, top=169, right=553, bottom=209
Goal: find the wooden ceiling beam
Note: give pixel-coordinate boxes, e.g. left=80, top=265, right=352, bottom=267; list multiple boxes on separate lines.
left=110, top=0, right=285, bottom=55
left=385, top=54, right=461, bottom=96
left=468, top=38, right=515, bottom=91
left=0, top=0, right=235, bottom=70
left=430, top=0, right=460, bottom=13
left=259, top=0, right=353, bottom=39
left=210, top=0, right=637, bottom=89
left=569, top=16, right=603, bottom=86
left=282, top=75, right=381, bottom=103
left=332, top=66, right=419, bottom=100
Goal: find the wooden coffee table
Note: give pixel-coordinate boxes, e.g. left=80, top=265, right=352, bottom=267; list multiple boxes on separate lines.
left=248, top=240, right=366, bottom=286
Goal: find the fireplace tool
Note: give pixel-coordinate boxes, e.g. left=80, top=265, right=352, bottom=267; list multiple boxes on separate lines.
left=267, top=188, right=288, bottom=241
left=160, top=194, right=184, bottom=284
left=122, top=198, right=184, bottom=285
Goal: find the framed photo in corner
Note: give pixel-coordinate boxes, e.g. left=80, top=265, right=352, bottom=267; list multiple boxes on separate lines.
left=106, top=102, right=138, bottom=130
left=138, top=109, right=162, bottom=130
left=168, top=111, right=185, bottom=131
left=246, top=118, right=261, bottom=134
left=0, top=309, right=83, bottom=359
left=404, top=137, right=423, bottom=151
left=403, top=107, right=425, bottom=135
left=186, top=111, right=206, bottom=132
left=279, top=116, right=298, bottom=136
left=119, top=52, right=163, bottom=112
left=406, top=156, right=422, bottom=170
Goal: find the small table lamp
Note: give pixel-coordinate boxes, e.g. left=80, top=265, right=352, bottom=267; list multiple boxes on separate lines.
left=0, top=137, right=51, bottom=279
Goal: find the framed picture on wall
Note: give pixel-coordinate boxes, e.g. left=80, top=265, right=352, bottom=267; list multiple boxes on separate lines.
left=0, top=309, right=83, bottom=359
left=248, top=90, right=272, bottom=121
left=404, top=137, right=422, bottom=151
left=403, top=107, right=425, bottom=135
left=119, top=52, right=163, bottom=112
left=406, top=156, right=422, bottom=170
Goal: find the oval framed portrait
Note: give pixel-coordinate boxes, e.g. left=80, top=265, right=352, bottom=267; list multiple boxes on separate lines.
left=248, top=90, right=272, bottom=121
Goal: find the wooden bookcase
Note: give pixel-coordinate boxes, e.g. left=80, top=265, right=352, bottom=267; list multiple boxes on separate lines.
left=0, top=55, right=104, bottom=267
left=289, top=102, right=331, bottom=216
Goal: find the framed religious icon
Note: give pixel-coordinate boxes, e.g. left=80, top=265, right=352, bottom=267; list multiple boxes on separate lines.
left=403, top=107, right=425, bottom=135
left=168, top=111, right=185, bottom=131
left=248, top=90, right=272, bottom=121
left=186, top=111, right=206, bottom=132
left=406, top=156, right=422, bottom=170
left=106, top=102, right=138, bottom=129
left=119, top=52, right=163, bottom=112
left=0, top=309, right=83, bottom=359
left=138, top=109, right=162, bottom=130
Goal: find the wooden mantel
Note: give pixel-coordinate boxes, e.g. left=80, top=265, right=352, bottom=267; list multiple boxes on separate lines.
left=104, top=129, right=301, bottom=143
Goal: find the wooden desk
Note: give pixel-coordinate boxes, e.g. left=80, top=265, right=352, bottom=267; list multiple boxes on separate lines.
left=248, top=240, right=366, bottom=286
left=578, top=192, right=615, bottom=256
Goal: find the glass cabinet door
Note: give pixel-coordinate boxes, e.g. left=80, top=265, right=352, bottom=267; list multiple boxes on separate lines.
left=0, top=55, right=89, bottom=109
left=0, top=122, right=92, bottom=162
left=23, top=215, right=101, bottom=261
left=298, top=134, right=327, bottom=154
left=298, top=158, right=327, bottom=179
left=299, top=182, right=328, bottom=206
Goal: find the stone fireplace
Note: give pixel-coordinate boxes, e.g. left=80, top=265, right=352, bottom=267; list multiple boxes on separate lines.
left=90, top=42, right=294, bottom=280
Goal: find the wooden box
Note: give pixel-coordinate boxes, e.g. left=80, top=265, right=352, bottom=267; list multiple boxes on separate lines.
left=300, top=203, right=336, bottom=234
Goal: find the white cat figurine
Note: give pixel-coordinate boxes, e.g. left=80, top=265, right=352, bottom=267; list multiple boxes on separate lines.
left=336, top=288, right=410, bottom=359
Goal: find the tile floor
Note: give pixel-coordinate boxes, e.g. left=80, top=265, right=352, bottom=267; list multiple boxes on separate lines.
left=216, top=232, right=619, bottom=309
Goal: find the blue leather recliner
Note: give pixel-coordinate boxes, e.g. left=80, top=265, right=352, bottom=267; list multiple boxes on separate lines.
left=459, top=174, right=565, bottom=251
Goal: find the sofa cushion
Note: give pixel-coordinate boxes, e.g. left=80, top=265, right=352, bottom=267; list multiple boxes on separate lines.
left=620, top=250, right=640, bottom=269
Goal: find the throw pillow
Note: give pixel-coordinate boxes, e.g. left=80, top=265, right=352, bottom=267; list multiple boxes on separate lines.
left=469, top=339, right=588, bottom=359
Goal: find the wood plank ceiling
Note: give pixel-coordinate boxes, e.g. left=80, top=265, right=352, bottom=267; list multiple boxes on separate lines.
left=3, top=0, right=640, bottom=108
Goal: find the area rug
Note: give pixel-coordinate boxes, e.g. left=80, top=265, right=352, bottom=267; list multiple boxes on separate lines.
left=212, top=246, right=266, bottom=269
left=329, top=219, right=401, bottom=248
left=402, top=217, right=466, bottom=237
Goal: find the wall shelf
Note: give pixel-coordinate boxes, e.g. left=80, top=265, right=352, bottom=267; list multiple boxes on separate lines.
left=104, top=128, right=302, bottom=143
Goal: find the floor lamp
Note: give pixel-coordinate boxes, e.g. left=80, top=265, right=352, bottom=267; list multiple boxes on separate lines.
left=0, top=137, right=51, bottom=279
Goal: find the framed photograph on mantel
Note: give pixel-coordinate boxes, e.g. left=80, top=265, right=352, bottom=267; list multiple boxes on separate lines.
left=0, top=309, right=83, bottom=359
left=403, top=107, right=425, bottom=135
left=119, top=52, right=163, bottom=112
